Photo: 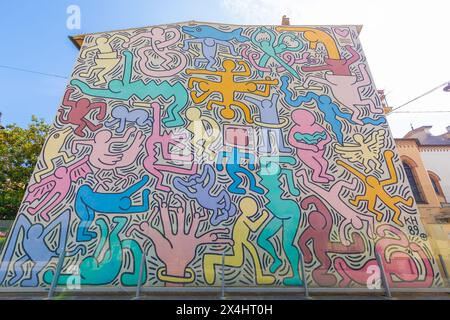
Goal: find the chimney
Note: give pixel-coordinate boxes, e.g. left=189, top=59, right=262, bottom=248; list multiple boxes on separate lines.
left=281, top=15, right=290, bottom=26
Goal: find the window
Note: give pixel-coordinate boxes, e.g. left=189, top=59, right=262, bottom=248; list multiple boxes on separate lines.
left=402, top=162, right=425, bottom=203
left=428, top=171, right=445, bottom=200
left=431, top=178, right=441, bottom=195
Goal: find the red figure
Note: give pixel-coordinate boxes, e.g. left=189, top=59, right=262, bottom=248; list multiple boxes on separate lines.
left=334, top=224, right=435, bottom=288
left=58, top=88, right=107, bottom=137
left=298, top=195, right=365, bottom=287
left=301, top=45, right=360, bottom=76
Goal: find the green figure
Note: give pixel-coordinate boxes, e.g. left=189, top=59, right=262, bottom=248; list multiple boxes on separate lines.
left=294, top=131, right=327, bottom=144
left=43, top=216, right=146, bottom=286
left=71, top=50, right=188, bottom=128
left=251, top=27, right=303, bottom=79
left=257, top=156, right=303, bottom=286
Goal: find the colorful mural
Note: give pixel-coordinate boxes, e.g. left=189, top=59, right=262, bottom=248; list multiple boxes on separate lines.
left=0, top=22, right=443, bottom=288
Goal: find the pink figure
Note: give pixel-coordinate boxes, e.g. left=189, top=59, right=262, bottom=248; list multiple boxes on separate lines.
left=126, top=193, right=232, bottom=287
left=302, top=46, right=383, bottom=124
left=72, top=127, right=145, bottom=190
left=298, top=195, right=366, bottom=287
left=24, top=156, right=92, bottom=221
left=296, top=169, right=374, bottom=245
left=288, top=109, right=334, bottom=183
left=143, top=102, right=197, bottom=192
left=124, top=27, right=187, bottom=77
left=334, top=224, right=435, bottom=288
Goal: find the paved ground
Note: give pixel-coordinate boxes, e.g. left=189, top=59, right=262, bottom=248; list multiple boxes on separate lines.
left=0, top=291, right=448, bottom=300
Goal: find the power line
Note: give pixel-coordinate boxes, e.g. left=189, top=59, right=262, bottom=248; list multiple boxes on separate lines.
left=390, top=110, right=450, bottom=114
left=0, top=64, right=68, bottom=79
left=390, top=81, right=450, bottom=113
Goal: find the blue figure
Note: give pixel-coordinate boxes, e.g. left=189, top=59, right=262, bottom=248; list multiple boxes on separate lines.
left=104, top=105, right=153, bottom=134
left=174, top=164, right=237, bottom=225
left=182, top=25, right=249, bottom=71
left=216, top=146, right=264, bottom=195
left=280, top=76, right=386, bottom=144
left=75, top=175, right=150, bottom=242
left=244, top=94, right=292, bottom=154
left=0, top=210, right=85, bottom=287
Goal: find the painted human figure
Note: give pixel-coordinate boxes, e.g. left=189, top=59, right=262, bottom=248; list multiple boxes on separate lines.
left=45, top=216, right=145, bottom=286
left=334, top=130, right=386, bottom=174
left=250, top=26, right=303, bottom=79
left=0, top=210, right=85, bottom=287
left=298, top=195, right=366, bottom=287
left=79, top=34, right=129, bottom=85
left=185, top=107, right=220, bottom=161
left=127, top=193, right=232, bottom=287
left=104, top=105, right=153, bottom=133
left=72, top=127, right=145, bottom=190
left=58, top=88, right=107, bottom=137
left=275, top=26, right=341, bottom=60
left=74, top=175, right=150, bottom=241
left=216, top=146, right=264, bottom=195
left=143, top=102, right=197, bottom=192
left=203, top=197, right=275, bottom=285
left=182, top=25, right=248, bottom=70
left=334, top=224, right=435, bottom=288
left=296, top=169, right=374, bottom=245
left=256, top=156, right=302, bottom=286
left=244, top=94, right=291, bottom=154
left=301, top=48, right=384, bottom=123
left=71, top=51, right=188, bottom=128
left=186, top=59, right=278, bottom=123
left=288, top=109, right=334, bottom=183
left=34, top=127, right=75, bottom=183
left=24, top=156, right=92, bottom=221
left=337, top=150, right=414, bottom=227
left=174, top=164, right=237, bottom=225
left=123, top=26, right=187, bottom=77
left=301, top=45, right=360, bottom=76
left=280, top=76, right=386, bottom=144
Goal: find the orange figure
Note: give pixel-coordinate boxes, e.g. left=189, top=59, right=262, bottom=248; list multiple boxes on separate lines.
left=337, top=150, right=414, bottom=226
left=185, top=59, right=278, bottom=123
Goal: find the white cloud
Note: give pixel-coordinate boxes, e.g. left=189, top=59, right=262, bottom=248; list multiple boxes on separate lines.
left=220, top=0, right=450, bottom=137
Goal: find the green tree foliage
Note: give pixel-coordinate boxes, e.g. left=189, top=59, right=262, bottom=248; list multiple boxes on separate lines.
left=0, top=116, right=50, bottom=219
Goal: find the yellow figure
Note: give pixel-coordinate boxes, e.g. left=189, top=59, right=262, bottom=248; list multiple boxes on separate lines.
left=34, top=127, right=75, bottom=182
left=185, top=107, right=220, bottom=161
left=79, top=34, right=129, bottom=85
left=203, top=197, right=275, bottom=285
left=334, top=129, right=386, bottom=173
left=186, top=59, right=278, bottom=123
left=275, top=27, right=340, bottom=59
left=337, top=150, right=414, bottom=226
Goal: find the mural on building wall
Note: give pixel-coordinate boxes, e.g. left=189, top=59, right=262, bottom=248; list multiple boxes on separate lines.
left=0, top=22, right=443, bottom=288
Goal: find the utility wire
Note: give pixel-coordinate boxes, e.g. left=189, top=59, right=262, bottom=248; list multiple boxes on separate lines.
left=391, top=110, right=450, bottom=114
left=390, top=81, right=450, bottom=113
left=0, top=64, right=68, bottom=79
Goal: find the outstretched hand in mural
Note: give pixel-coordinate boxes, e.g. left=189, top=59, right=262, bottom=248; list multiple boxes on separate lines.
left=127, top=192, right=233, bottom=286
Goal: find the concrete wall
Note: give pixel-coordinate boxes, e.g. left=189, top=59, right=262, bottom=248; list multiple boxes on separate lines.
left=0, top=22, right=443, bottom=289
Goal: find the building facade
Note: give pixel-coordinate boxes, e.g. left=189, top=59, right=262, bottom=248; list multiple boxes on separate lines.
left=0, top=21, right=444, bottom=289
left=395, top=126, right=450, bottom=279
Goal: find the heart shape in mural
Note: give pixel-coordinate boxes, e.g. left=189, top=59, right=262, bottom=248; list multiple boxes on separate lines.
left=334, top=28, right=349, bottom=37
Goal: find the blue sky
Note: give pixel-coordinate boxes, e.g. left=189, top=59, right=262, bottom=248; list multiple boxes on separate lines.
left=0, top=0, right=448, bottom=137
